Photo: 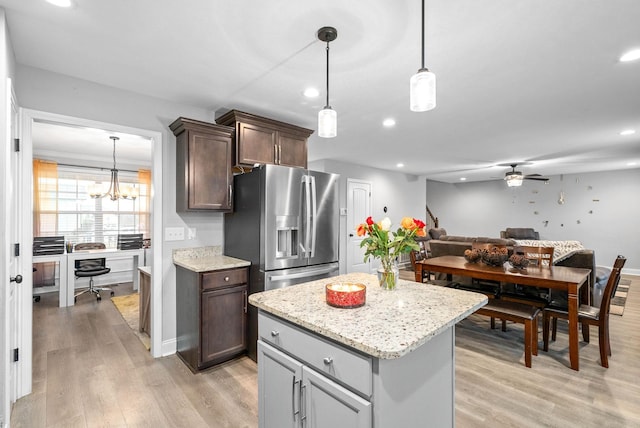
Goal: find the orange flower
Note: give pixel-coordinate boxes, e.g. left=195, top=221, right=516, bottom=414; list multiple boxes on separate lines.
left=416, top=228, right=427, bottom=237
left=356, top=223, right=367, bottom=237
left=401, top=217, right=416, bottom=230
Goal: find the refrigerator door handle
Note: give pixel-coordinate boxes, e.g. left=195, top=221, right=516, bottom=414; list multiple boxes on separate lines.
left=309, top=175, right=317, bottom=258
left=303, top=174, right=312, bottom=258
left=267, top=264, right=338, bottom=282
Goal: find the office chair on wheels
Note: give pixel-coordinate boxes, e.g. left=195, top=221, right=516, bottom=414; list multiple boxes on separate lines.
left=74, top=243, right=113, bottom=302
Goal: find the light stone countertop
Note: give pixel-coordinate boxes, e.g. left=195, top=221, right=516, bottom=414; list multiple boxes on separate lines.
left=172, top=246, right=250, bottom=272
left=249, top=272, right=487, bottom=360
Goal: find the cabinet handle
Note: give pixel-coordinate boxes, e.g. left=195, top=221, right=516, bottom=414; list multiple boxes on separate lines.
left=300, top=383, right=307, bottom=423
left=243, top=290, right=247, bottom=313
left=274, top=144, right=278, bottom=164
left=278, top=144, right=282, bottom=164
left=323, top=357, right=333, bottom=365
left=292, top=376, right=300, bottom=421
left=271, top=330, right=279, bottom=337
left=228, top=184, right=232, bottom=207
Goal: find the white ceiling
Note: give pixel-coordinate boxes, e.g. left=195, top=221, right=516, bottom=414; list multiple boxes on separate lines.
left=3, top=0, right=639, bottom=182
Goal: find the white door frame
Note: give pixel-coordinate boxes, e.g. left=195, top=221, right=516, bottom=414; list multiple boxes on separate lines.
left=15, top=109, right=164, bottom=399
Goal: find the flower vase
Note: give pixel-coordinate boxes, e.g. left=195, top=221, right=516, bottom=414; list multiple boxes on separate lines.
left=377, top=259, right=399, bottom=290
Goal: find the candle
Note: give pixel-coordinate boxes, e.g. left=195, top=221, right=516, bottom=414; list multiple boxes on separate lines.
left=325, top=282, right=366, bottom=308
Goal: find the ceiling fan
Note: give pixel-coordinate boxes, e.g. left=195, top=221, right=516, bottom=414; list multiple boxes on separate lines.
left=502, top=163, right=549, bottom=187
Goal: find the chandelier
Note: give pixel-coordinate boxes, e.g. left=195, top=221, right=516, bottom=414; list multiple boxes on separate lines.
left=89, top=136, right=138, bottom=200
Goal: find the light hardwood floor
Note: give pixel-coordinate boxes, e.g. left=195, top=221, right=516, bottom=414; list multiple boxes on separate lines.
left=11, top=276, right=640, bottom=427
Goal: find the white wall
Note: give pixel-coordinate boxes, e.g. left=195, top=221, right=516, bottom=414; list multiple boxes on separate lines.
left=310, top=159, right=426, bottom=273
left=15, top=65, right=222, bottom=351
left=426, top=169, right=640, bottom=273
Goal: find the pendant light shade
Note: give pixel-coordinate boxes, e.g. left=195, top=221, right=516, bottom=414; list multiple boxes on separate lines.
left=410, top=0, right=436, bottom=112
left=410, top=68, right=436, bottom=112
left=317, top=26, right=338, bottom=138
left=318, top=107, right=337, bottom=138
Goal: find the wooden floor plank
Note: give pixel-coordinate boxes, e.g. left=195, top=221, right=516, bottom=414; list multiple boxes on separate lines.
left=11, top=276, right=640, bottom=427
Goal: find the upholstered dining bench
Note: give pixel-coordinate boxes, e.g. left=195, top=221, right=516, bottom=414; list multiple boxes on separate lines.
left=475, top=299, right=541, bottom=368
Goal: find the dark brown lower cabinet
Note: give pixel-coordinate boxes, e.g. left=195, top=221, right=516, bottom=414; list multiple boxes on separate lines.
left=176, top=266, right=248, bottom=372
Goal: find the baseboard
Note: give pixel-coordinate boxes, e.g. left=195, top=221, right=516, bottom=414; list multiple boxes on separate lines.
left=622, top=269, right=640, bottom=277
left=161, top=337, right=177, bottom=357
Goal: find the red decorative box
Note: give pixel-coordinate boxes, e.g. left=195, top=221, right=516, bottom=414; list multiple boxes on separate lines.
left=325, top=283, right=366, bottom=308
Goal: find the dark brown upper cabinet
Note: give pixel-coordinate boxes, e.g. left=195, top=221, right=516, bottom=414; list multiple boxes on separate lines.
left=216, top=110, right=313, bottom=169
left=170, top=117, right=235, bottom=212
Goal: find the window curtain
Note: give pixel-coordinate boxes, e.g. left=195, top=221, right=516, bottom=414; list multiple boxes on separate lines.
left=33, top=159, right=58, bottom=236
left=138, top=168, right=151, bottom=239
left=33, top=159, right=59, bottom=287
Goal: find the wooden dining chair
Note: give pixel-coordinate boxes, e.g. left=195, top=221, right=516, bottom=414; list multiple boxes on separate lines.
left=542, top=255, right=626, bottom=368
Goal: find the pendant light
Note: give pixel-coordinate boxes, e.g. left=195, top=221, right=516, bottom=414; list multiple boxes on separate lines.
left=317, top=26, right=338, bottom=138
left=410, top=0, right=436, bottom=112
left=89, top=136, right=138, bottom=200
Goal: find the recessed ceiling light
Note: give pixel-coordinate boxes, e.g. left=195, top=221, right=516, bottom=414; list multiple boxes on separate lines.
left=396, top=163, right=404, bottom=168
left=620, top=129, right=636, bottom=136
left=46, top=0, right=72, bottom=7
left=303, top=87, right=319, bottom=98
left=460, top=177, right=466, bottom=181
left=627, top=162, right=637, bottom=166
left=383, top=118, right=396, bottom=128
left=620, top=49, right=640, bottom=62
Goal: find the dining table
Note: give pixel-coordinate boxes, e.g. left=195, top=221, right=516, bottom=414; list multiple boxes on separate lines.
left=415, top=255, right=591, bottom=371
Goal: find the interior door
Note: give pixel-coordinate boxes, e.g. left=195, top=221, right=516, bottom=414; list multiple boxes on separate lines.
left=2, top=78, right=23, bottom=423
left=346, top=179, right=372, bottom=273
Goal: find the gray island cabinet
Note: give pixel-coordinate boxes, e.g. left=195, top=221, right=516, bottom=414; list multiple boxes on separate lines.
left=249, top=273, right=487, bottom=428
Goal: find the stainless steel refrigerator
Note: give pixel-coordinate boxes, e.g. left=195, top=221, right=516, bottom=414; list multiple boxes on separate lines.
left=224, top=164, right=340, bottom=360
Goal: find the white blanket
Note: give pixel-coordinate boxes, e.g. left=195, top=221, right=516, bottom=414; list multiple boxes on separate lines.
left=512, top=240, right=585, bottom=264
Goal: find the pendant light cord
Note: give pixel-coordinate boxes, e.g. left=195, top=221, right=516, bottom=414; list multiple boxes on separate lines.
left=421, top=0, right=425, bottom=70
left=325, top=41, right=330, bottom=108
left=112, top=137, right=117, bottom=170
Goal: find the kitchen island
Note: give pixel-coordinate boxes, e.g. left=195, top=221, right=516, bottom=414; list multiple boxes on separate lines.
left=249, top=272, right=487, bottom=428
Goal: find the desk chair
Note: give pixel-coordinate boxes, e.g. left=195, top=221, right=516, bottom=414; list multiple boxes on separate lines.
left=74, top=243, right=113, bottom=302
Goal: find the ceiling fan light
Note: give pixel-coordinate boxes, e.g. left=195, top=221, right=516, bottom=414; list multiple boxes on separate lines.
left=506, top=176, right=523, bottom=187
left=318, top=107, right=337, bottom=138
left=410, top=68, right=436, bottom=112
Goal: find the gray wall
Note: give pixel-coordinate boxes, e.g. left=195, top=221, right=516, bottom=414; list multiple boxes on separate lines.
left=426, top=169, right=640, bottom=273
left=15, top=65, right=222, bottom=353
left=310, top=159, right=426, bottom=273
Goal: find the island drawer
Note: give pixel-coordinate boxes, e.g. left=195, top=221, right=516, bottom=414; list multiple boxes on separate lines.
left=201, top=268, right=247, bottom=290
left=258, top=312, right=372, bottom=397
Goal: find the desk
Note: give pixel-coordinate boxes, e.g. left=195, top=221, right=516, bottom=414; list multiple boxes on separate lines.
left=35, top=249, right=143, bottom=307
left=416, top=256, right=591, bottom=371
left=138, top=266, right=151, bottom=334
left=32, top=254, right=68, bottom=308
left=65, top=249, right=144, bottom=307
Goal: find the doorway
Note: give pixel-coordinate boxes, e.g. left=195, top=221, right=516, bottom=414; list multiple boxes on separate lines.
left=16, top=109, right=163, bottom=399
left=346, top=179, right=372, bottom=273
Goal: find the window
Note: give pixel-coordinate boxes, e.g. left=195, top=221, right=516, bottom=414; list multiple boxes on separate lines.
left=35, top=164, right=150, bottom=248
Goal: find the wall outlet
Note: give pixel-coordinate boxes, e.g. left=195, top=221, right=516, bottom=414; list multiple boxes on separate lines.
left=187, top=227, right=196, bottom=239
left=165, top=227, right=185, bottom=241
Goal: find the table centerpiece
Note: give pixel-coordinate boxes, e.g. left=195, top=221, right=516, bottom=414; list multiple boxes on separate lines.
left=357, top=216, right=426, bottom=290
